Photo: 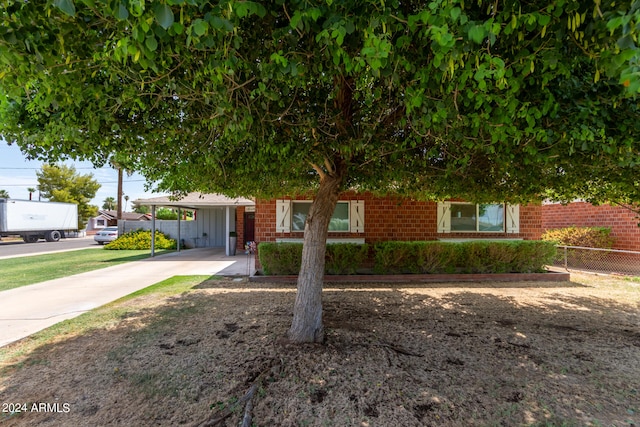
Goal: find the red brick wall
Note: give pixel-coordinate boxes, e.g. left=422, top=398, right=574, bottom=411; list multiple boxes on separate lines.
left=254, top=193, right=543, bottom=267
left=542, top=202, right=640, bottom=251
left=235, top=206, right=245, bottom=251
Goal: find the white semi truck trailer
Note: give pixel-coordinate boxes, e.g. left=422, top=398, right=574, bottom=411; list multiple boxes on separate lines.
left=0, top=199, right=78, bottom=243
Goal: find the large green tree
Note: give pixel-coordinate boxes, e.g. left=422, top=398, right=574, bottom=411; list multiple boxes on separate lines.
left=1, top=0, right=639, bottom=342
left=36, top=164, right=100, bottom=229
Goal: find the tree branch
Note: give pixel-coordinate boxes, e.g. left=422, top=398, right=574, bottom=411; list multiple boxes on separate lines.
left=310, top=162, right=327, bottom=180
left=323, top=157, right=334, bottom=175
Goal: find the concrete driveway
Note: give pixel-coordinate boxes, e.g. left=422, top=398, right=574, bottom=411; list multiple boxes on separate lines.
left=0, top=248, right=255, bottom=347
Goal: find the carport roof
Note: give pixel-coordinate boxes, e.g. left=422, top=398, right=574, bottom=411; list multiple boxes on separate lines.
left=134, top=193, right=254, bottom=209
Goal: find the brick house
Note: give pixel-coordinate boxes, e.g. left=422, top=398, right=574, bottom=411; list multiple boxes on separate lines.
left=542, top=202, right=640, bottom=251
left=251, top=192, right=544, bottom=268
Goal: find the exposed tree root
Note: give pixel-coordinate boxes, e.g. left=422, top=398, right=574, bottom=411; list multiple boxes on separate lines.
left=240, top=383, right=258, bottom=427
left=196, top=358, right=281, bottom=427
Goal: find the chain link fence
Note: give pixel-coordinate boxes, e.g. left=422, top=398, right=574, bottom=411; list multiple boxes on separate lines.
left=552, top=246, right=640, bottom=276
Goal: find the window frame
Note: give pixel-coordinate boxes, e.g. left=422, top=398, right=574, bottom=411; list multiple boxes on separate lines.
left=275, top=199, right=365, bottom=234
left=438, top=202, right=519, bottom=234
left=291, top=200, right=351, bottom=233
left=449, top=202, right=506, bottom=232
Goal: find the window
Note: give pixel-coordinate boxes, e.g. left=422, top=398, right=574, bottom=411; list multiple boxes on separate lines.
left=291, top=201, right=350, bottom=232
left=438, top=202, right=519, bottom=233
left=450, top=203, right=504, bottom=232
left=276, top=200, right=364, bottom=233
left=96, top=219, right=106, bottom=227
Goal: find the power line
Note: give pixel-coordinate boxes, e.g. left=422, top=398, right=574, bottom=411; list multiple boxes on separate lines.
left=0, top=165, right=147, bottom=175
left=1, top=179, right=148, bottom=186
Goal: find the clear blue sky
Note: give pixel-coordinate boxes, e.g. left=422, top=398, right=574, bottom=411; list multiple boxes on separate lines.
left=0, top=140, right=164, bottom=209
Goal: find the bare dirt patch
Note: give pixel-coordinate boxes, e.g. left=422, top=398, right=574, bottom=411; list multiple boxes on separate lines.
left=1, top=273, right=639, bottom=426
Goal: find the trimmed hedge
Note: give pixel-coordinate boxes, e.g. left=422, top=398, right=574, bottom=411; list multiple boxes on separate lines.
left=374, top=241, right=556, bottom=274
left=105, top=229, right=177, bottom=250
left=541, top=226, right=615, bottom=249
left=258, top=243, right=370, bottom=276
left=258, top=243, right=302, bottom=275
left=325, top=243, right=370, bottom=275
left=258, top=240, right=556, bottom=275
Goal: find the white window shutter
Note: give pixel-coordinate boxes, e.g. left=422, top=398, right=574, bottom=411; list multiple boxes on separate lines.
left=506, top=204, right=520, bottom=234
left=350, top=200, right=365, bottom=233
left=275, top=200, right=291, bottom=233
left=437, top=202, right=451, bottom=233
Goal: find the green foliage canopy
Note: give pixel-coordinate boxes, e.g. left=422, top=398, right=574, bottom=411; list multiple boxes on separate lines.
left=155, top=207, right=178, bottom=220
left=36, top=164, right=100, bottom=229
left=2, top=0, right=639, bottom=344
left=131, top=201, right=150, bottom=214
left=0, top=0, right=638, bottom=204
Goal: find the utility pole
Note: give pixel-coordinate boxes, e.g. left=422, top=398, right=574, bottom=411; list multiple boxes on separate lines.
left=117, top=167, right=123, bottom=220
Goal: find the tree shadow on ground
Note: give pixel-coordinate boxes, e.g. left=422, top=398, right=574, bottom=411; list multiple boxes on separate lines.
left=1, top=277, right=638, bottom=427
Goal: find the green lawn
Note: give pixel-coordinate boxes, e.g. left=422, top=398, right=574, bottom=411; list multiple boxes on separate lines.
left=0, top=248, right=169, bottom=292
left=0, top=275, right=211, bottom=366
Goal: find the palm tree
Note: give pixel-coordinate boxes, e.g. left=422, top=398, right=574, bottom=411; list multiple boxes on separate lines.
left=0, top=189, right=9, bottom=199
left=27, top=187, right=36, bottom=200
left=102, top=197, right=116, bottom=210
left=124, top=195, right=130, bottom=212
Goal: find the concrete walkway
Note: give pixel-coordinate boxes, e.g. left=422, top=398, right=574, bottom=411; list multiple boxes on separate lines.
left=0, top=248, right=255, bottom=348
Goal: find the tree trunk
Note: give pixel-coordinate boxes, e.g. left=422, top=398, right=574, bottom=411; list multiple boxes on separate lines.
left=288, top=160, right=345, bottom=343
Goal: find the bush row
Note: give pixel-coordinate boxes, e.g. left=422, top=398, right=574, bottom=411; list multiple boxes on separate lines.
left=258, top=243, right=369, bottom=275
left=258, top=240, right=556, bottom=275
left=373, top=241, right=556, bottom=274
left=105, top=229, right=177, bottom=250
left=541, top=226, right=614, bottom=248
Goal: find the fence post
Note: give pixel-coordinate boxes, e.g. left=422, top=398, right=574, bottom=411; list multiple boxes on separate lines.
left=563, top=246, right=567, bottom=270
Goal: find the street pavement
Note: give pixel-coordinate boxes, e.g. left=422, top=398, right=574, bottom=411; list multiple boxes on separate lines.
left=0, top=236, right=99, bottom=260
left=0, top=248, right=255, bottom=347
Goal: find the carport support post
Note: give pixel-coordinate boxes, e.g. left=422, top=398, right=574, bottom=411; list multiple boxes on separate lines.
left=177, top=207, right=181, bottom=252
left=151, top=205, right=156, bottom=257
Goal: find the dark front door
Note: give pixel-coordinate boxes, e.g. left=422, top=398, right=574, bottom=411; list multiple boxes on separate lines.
left=244, top=212, right=255, bottom=244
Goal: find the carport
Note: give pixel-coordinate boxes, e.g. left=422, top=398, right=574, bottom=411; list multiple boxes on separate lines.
left=133, top=193, right=254, bottom=257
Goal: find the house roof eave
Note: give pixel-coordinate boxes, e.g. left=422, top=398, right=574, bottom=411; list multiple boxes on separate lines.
left=134, top=193, right=255, bottom=209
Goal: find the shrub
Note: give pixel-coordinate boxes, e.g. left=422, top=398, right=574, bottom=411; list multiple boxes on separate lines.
left=258, top=243, right=303, bottom=275
left=373, top=241, right=419, bottom=274
left=325, top=243, right=370, bottom=275
left=541, top=226, right=615, bottom=248
left=415, top=242, right=460, bottom=274
left=259, top=240, right=557, bottom=275
left=374, top=240, right=556, bottom=274
left=507, top=241, right=557, bottom=272
left=105, top=229, right=176, bottom=250
left=258, top=242, right=369, bottom=275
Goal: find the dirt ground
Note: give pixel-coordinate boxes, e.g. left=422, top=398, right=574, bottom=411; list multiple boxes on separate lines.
left=1, top=273, right=639, bottom=426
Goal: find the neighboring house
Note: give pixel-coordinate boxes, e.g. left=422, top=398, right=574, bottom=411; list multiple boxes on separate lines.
left=542, top=201, right=640, bottom=251
left=86, top=210, right=151, bottom=234
left=254, top=192, right=544, bottom=267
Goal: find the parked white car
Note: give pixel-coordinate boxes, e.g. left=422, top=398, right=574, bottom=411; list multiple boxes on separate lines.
left=94, top=227, right=119, bottom=245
